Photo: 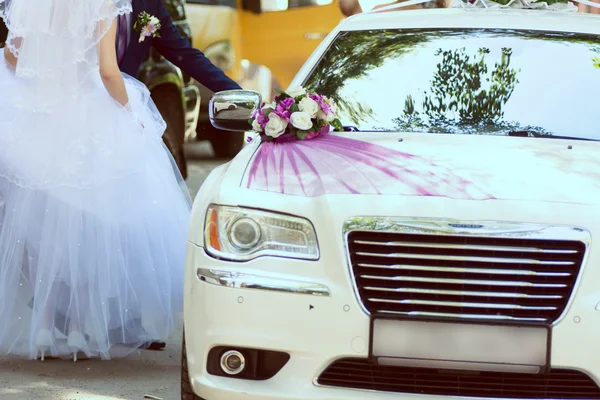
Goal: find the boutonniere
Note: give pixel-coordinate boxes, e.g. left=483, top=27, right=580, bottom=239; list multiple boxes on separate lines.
left=133, top=11, right=161, bottom=43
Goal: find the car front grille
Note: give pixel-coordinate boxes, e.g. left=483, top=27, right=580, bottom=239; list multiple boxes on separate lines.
left=316, top=358, right=600, bottom=399
left=347, top=231, right=585, bottom=323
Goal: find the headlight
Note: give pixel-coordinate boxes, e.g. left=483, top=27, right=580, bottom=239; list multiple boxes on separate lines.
left=204, top=205, right=319, bottom=261
left=204, top=40, right=234, bottom=72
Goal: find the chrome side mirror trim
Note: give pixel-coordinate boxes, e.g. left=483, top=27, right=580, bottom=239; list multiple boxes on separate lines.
left=209, top=90, right=262, bottom=132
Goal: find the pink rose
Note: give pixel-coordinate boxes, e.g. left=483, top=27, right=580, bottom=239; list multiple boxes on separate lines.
left=275, top=97, right=295, bottom=121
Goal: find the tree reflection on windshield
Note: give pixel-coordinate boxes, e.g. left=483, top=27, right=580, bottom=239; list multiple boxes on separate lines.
left=303, top=29, right=600, bottom=140
left=393, top=46, right=548, bottom=135
left=305, top=30, right=442, bottom=125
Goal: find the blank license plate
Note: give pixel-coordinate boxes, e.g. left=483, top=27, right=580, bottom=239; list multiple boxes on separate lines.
left=371, top=318, right=549, bottom=373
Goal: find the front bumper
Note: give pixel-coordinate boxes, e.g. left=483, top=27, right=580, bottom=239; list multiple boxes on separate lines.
left=183, top=242, right=600, bottom=400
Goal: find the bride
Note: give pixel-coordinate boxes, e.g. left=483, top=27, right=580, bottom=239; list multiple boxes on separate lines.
left=0, top=0, right=191, bottom=361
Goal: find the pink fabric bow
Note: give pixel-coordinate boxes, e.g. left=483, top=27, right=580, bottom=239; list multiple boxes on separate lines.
left=247, top=129, right=494, bottom=200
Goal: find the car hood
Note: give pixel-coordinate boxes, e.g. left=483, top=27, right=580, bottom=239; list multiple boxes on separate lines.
left=235, top=132, right=600, bottom=206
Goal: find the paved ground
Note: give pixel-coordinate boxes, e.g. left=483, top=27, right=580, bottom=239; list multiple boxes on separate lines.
left=184, top=141, right=228, bottom=200
left=0, top=142, right=227, bottom=400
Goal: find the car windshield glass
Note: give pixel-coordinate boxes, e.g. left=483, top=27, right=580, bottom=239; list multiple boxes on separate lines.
left=303, top=28, right=600, bottom=140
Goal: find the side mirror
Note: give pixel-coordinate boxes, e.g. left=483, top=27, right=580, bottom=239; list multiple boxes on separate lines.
left=242, top=0, right=262, bottom=13
left=257, top=0, right=334, bottom=12
left=150, top=47, right=162, bottom=62
left=209, top=90, right=262, bottom=132
left=260, top=0, right=289, bottom=11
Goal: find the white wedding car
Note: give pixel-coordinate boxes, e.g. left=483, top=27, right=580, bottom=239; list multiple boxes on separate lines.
left=182, top=3, right=600, bottom=400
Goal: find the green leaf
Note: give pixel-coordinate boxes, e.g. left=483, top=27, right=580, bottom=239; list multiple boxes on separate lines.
left=278, top=93, right=291, bottom=102
left=297, top=130, right=308, bottom=140
left=332, top=119, right=343, bottom=132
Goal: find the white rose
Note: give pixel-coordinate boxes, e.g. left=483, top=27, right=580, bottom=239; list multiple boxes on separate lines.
left=285, top=86, right=307, bottom=98
left=264, top=112, right=288, bottom=138
left=317, top=101, right=337, bottom=123
left=252, top=119, right=262, bottom=132
left=298, top=97, right=319, bottom=118
left=261, top=102, right=276, bottom=113
left=150, top=16, right=160, bottom=25
left=317, top=109, right=335, bottom=123
left=329, top=101, right=338, bottom=115
left=290, top=111, right=313, bottom=131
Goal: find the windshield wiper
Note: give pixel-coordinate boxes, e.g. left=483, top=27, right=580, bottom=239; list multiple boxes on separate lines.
left=508, top=130, right=598, bottom=142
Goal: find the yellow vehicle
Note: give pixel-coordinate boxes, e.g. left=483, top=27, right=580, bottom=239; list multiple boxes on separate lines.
left=186, top=0, right=344, bottom=157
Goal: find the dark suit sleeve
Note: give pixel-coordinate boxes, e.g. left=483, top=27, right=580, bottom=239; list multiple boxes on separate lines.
left=152, top=0, right=242, bottom=92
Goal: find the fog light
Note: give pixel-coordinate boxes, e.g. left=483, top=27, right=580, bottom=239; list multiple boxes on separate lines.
left=208, top=346, right=290, bottom=380
left=220, top=350, right=246, bottom=375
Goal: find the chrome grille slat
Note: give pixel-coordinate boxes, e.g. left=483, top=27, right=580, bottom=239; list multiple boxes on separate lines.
left=360, top=274, right=567, bottom=288
left=354, top=240, right=579, bottom=254
left=358, top=262, right=571, bottom=277
left=356, top=251, right=575, bottom=266
left=348, top=230, right=585, bottom=323
left=369, top=298, right=558, bottom=310
left=363, top=286, right=564, bottom=300
left=378, top=310, right=548, bottom=322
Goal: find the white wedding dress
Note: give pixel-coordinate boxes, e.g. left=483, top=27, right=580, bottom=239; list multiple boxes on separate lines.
left=0, top=0, right=191, bottom=359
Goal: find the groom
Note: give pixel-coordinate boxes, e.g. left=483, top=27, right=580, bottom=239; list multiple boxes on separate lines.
left=117, top=0, right=240, bottom=351
left=118, top=0, right=242, bottom=95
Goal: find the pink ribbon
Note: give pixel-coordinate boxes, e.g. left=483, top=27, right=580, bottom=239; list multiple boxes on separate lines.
left=247, top=130, right=494, bottom=200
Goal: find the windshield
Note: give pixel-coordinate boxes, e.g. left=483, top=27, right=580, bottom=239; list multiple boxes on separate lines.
left=304, top=28, right=600, bottom=140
